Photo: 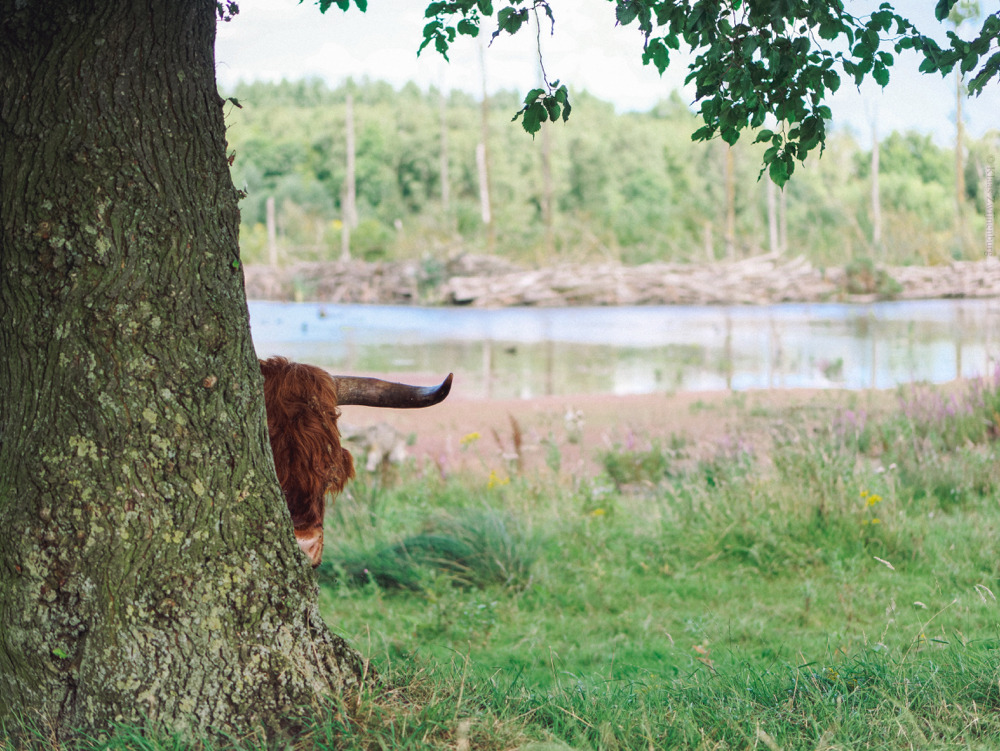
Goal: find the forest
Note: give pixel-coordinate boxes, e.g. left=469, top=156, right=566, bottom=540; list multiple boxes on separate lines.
left=224, top=77, right=998, bottom=271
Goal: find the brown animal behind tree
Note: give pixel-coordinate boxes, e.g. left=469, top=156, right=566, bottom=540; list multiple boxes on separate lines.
left=259, top=357, right=452, bottom=566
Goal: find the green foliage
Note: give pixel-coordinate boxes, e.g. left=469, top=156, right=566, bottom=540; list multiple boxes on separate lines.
left=511, top=83, right=571, bottom=136
left=599, top=436, right=680, bottom=488
left=319, top=508, right=537, bottom=590
left=842, top=256, right=903, bottom=298
left=405, top=1, right=1000, bottom=184
left=225, top=79, right=994, bottom=270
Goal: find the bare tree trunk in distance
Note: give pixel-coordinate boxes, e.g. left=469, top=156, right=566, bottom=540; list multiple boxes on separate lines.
left=267, top=195, right=279, bottom=266
left=872, top=119, right=882, bottom=256
left=541, top=121, right=555, bottom=258
left=779, top=184, right=788, bottom=255
left=440, top=88, right=450, bottom=213
left=0, top=0, right=367, bottom=740
left=724, top=146, right=736, bottom=259
left=535, top=13, right=554, bottom=260
left=342, top=91, right=358, bottom=260
left=956, top=68, right=966, bottom=248
left=478, top=42, right=495, bottom=250
left=766, top=176, right=780, bottom=255
left=947, top=1, right=980, bottom=252
left=476, top=143, right=492, bottom=225
left=986, top=159, right=995, bottom=260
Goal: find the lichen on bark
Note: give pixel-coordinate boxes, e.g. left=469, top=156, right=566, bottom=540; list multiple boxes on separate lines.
left=0, top=0, right=368, bottom=739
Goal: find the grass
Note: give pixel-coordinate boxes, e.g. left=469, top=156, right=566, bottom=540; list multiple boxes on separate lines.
left=6, top=372, right=1000, bottom=749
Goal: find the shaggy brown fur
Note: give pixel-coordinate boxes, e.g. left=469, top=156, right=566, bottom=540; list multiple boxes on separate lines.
left=259, top=356, right=355, bottom=567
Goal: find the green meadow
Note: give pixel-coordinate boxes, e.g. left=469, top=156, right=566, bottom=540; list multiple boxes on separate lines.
left=306, top=372, right=1000, bottom=749
left=7, top=374, right=1000, bottom=749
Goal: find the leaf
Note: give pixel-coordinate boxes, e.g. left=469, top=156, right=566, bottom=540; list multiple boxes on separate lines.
left=457, top=19, right=479, bottom=37
left=435, top=34, right=450, bottom=59
left=768, top=157, right=789, bottom=187
left=52, top=648, right=69, bottom=659
left=873, top=63, right=890, bottom=87
left=617, top=2, right=638, bottom=26
left=969, top=51, right=1000, bottom=95
left=918, top=56, right=939, bottom=74
left=497, top=7, right=527, bottom=34
left=961, top=51, right=980, bottom=74
left=935, top=0, right=958, bottom=21
left=523, top=87, right=545, bottom=105
left=691, top=125, right=714, bottom=142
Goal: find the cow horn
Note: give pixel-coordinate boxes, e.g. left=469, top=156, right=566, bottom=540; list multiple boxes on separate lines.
left=332, top=373, right=453, bottom=408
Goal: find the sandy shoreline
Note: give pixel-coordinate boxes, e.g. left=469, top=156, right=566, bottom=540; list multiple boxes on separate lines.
left=339, top=385, right=895, bottom=480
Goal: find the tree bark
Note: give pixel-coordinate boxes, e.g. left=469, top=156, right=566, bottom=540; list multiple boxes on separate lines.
left=0, top=0, right=367, bottom=740
left=341, top=92, right=357, bottom=261
left=439, top=88, right=450, bottom=212
left=766, top=175, right=780, bottom=255
left=871, top=119, right=882, bottom=256
left=724, top=146, right=736, bottom=259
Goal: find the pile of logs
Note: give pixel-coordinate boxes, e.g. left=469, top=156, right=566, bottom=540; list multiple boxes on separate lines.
left=242, top=253, right=1000, bottom=307
left=889, top=260, right=1000, bottom=300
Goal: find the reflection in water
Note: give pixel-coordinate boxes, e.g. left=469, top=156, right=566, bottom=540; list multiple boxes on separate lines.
left=249, top=299, right=1000, bottom=399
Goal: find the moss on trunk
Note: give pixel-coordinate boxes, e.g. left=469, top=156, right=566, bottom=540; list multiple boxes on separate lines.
left=0, top=0, right=367, bottom=739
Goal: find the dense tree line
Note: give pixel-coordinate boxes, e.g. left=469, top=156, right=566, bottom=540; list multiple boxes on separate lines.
left=225, top=78, right=997, bottom=269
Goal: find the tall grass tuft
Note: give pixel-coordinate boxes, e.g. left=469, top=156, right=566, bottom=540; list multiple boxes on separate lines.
left=320, top=508, right=537, bottom=591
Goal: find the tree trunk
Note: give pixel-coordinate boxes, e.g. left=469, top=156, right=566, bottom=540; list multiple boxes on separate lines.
left=341, top=92, right=357, bottom=261
left=955, top=67, right=966, bottom=247
left=478, top=41, right=495, bottom=251
left=766, top=175, right=780, bottom=255
left=0, top=0, right=367, bottom=740
left=541, top=121, right=555, bottom=259
left=439, top=88, right=450, bottom=212
left=724, top=146, right=736, bottom=259
left=871, top=119, right=882, bottom=256
left=267, top=195, right=279, bottom=266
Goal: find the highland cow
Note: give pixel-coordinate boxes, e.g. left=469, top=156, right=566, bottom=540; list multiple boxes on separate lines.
left=259, top=356, right=452, bottom=566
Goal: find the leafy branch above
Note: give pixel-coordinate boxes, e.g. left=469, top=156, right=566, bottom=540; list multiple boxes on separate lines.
left=308, top=0, right=1000, bottom=185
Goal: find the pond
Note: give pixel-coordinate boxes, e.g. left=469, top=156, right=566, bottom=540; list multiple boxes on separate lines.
left=249, top=299, right=1000, bottom=400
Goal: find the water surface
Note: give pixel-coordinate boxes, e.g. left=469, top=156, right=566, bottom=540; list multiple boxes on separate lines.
left=249, top=299, right=1000, bottom=399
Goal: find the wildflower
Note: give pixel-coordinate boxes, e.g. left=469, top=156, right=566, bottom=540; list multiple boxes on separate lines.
left=487, top=470, right=509, bottom=489
left=460, top=432, right=481, bottom=448
left=860, top=489, right=882, bottom=506
left=589, top=508, right=606, bottom=517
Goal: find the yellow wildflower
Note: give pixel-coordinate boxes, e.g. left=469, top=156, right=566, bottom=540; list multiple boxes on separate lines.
left=487, top=470, right=509, bottom=489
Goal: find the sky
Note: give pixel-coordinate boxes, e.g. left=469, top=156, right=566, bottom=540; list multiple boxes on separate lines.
left=214, top=0, right=1000, bottom=148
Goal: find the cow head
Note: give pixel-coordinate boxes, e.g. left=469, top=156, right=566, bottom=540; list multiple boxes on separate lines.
left=259, top=357, right=452, bottom=567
